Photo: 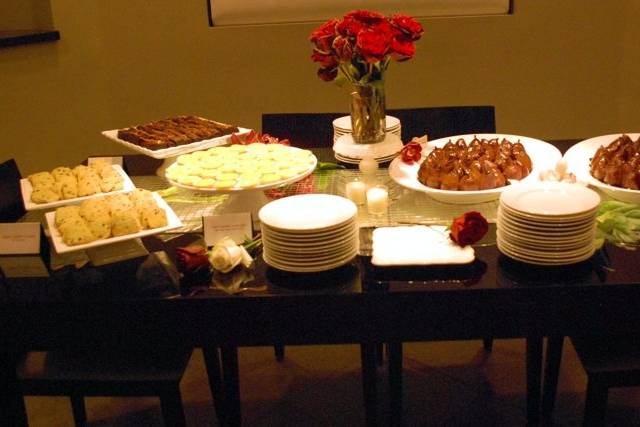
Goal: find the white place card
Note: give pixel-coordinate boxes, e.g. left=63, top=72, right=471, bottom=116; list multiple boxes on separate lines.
left=0, top=222, right=40, bottom=255
left=203, top=213, right=252, bottom=246
left=88, top=156, right=124, bottom=167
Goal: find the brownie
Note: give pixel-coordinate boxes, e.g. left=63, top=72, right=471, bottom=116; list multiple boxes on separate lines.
left=116, top=115, right=239, bottom=150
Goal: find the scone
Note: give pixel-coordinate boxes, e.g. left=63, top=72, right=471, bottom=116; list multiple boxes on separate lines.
left=111, top=211, right=142, bottom=236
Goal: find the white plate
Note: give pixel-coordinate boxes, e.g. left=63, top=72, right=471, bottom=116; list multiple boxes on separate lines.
left=21, top=165, right=136, bottom=211
left=264, top=240, right=358, bottom=262
left=259, top=194, right=357, bottom=232
left=333, top=133, right=404, bottom=160
left=389, top=134, right=562, bottom=204
left=499, top=201, right=598, bottom=223
left=264, top=231, right=358, bottom=255
left=564, top=133, right=640, bottom=203
left=102, top=127, right=252, bottom=160
left=262, top=222, right=357, bottom=246
left=500, top=181, right=600, bottom=216
left=46, top=192, right=183, bottom=254
left=166, top=153, right=317, bottom=194
left=263, top=247, right=357, bottom=272
left=497, top=237, right=595, bottom=261
left=497, top=229, right=595, bottom=252
left=498, top=242, right=595, bottom=266
left=333, top=115, right=401, bottom=132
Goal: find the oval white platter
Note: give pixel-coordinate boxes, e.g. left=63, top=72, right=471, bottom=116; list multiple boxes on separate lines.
left=388, top=133, right=562, bottom=204
left=563, top=133, right=640, bottom=203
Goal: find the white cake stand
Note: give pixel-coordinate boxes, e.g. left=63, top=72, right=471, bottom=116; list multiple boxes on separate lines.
left=165, top=157, right=317, bottom=224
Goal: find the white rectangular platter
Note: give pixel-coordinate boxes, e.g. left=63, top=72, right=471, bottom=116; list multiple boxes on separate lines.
left=21, top=165, right=136, bottom=211
left=101, top=127, right=252, bottom=159
left=45, top=192, right=183, bottom=254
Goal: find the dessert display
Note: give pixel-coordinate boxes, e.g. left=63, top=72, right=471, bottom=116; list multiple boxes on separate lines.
left=53, top=189, right=168, bottom=246
left=116, top=116, right=239, bottom=150
left=28, top=160, right=124, bottom=204
left=417, top=137, right=532, bottom=191
left=164, top=143, right=317, bottom=190
left=589, top=134, right=640, bottom=190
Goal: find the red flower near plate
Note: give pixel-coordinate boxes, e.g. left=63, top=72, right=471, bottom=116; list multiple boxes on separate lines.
left=400, top=141, right=423, bottom=164
left=230, top=130, right=290, bottom=146
left=176, top=245, right=210, bottom=274
left=450, top=211, right=489, bottom=247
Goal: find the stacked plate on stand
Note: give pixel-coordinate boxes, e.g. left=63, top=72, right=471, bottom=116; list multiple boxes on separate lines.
left=332, top=115, right=403, bottom=165
left=259, top=194, right=359, bottom=272
left=497, top=182, right=600, bottom=266
left=332, top=115, right=401, bottom=143
left=333, top=133, right=404, bottom=165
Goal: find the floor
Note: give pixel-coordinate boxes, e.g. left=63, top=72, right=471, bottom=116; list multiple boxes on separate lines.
left=23, top=339, right=640, bottom=426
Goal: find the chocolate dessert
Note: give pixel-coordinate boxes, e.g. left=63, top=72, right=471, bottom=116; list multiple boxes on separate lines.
left=590, top=134, right=640, bottom=190
left=417, top=137, right=532, bottom=191
left=117, top=116, right=239, bottom=150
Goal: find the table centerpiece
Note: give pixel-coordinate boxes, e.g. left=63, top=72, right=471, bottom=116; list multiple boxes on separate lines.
left=309, top=10, right=423, bottom=144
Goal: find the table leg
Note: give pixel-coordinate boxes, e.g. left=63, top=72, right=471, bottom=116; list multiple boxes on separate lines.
left=526, top=336, right=543, bottom=425
left=0, top=350, right=27, bottom=427
left=360, top=343, right=378, bottom=427
left=221, top=345, right=240, bottom=427
left=202, top=346, right=226, bottom=425
left=541, top=336, right=564, bottom=420
left=388, top=342, right=403, bottom=427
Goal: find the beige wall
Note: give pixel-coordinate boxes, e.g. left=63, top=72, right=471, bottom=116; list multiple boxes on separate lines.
left=1, top=0, right=638, bottom=174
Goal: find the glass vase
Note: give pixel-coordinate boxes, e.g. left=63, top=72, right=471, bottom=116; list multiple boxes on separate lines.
left=350, top=81, right=386, bottom=144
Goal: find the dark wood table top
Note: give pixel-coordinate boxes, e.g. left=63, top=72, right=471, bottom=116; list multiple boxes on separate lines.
left=2, top=138, right=639, bottom=351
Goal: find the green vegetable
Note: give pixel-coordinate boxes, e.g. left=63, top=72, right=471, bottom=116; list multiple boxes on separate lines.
left=595, top=201, right=640, bottom=246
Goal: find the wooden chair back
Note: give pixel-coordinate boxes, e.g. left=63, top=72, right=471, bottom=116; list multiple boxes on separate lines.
left=261, top=106, right=496, bottom=148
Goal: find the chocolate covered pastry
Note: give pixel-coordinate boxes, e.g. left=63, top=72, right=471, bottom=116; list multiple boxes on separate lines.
left=590, top=134, right=640, bottom=190
left=417, top=137, right=532, bottom=191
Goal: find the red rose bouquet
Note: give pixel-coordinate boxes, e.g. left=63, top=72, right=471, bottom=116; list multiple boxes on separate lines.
left=309, top=10, right=423, bottom=85
left=450, top=212, right=489, bottom=247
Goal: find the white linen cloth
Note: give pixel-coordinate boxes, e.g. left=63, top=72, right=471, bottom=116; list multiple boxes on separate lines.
left=371, top=225, right=475, bottom=266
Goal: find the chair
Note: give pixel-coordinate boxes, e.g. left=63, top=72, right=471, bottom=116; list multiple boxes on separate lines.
left=542, top=336, right=640, bottom=426
left=17, top=347, right=193, bottom=426
left=261, top=106, right=496, bottom=148
left=0, top=159, right=223, bottom=426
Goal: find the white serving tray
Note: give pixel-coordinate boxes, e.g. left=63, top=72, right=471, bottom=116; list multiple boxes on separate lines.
left=21, top=165, right=135, bottom=211
left=45, top=192, right=183, bottom=254
left=101, top=127, right=252, bottom=159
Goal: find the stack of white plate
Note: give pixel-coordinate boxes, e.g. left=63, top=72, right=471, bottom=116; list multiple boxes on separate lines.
left=333, top=133, right=404, bottom=164
left=332, top=115, right=401, bottom=143
left=497, top=182, right=600, bottom=266
left=259, top=194, right=359, bottom=272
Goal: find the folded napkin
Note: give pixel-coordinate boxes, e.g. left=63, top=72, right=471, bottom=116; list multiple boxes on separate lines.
left=371, top=225, right=475, bottom=266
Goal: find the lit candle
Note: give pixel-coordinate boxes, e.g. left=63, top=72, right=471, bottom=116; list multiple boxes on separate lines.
left=345, top=180, right=366, bottom=205
left=367, top=186, right=388, bottom=215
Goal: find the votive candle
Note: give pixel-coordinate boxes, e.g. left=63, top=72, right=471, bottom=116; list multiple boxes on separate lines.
left=345, top=180, right=367, bottom=205
left=366, top=185, right=389, bottom=215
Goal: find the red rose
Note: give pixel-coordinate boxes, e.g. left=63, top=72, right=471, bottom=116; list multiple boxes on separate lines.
left=400, top=141, right=422, bottom=164
left=450, top=212, right=489, bottom=247
left=390, top=36, right=416, bottom=62
left=356, top=29, right=391, bottom=63
left=391, top=15, right=423, bottom=40
left=176, top=245, right=210, bottom=274
left=311, top=51, right=338, bottom=68
left=317, top=66, right=338, bottom=81
left=332, top=36, right=354, bottom=62
left=336, top=16, right=365, bottom=38
left=309, top=19, right=338, bottom=52
left=345, top=10, right=386, bottom=25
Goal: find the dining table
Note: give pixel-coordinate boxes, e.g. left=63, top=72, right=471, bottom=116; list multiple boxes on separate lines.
left=1, top=141, right=640, bottom=427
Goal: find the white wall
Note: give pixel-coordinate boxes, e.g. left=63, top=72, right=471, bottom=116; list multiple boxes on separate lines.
left=1, top=0, right=638, bottom=174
